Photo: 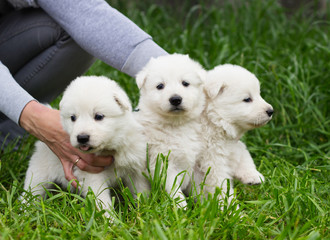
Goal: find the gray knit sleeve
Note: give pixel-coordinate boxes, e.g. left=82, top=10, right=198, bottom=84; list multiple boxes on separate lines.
left=0, top=62, right=35, bottom=124
left=38, top=0, right=167, bottom=77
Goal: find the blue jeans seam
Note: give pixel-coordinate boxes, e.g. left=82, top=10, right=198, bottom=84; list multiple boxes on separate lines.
left=19, top=46, right=59, bottom=88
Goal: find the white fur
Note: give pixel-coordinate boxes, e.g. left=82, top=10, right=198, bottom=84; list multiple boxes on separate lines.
left=196, top=64, right=273, bottom=202
left=135, top=54, right=206, bottom=207
left=22, top=76, right=149, bottom=218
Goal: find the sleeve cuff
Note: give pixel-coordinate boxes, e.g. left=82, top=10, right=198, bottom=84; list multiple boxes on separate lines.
left=0, top=62, right=36, bottom=124
left=121, top=38, right=168, bottom=77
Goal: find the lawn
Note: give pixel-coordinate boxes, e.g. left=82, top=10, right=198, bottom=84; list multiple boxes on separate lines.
left=0, top=0, right=329, bottom=239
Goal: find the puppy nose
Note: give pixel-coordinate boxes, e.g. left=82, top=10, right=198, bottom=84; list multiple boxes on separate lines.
left=169, top=95, right=182, bottom=106
left=77, top=134, right=90, bottom=144
left=266, top=108, right=274, bottom=117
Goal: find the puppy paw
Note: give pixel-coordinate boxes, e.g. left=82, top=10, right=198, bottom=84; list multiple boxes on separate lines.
left=176, top=198, right=188, bottom=209
left=236, top=170, right=265, bottom=185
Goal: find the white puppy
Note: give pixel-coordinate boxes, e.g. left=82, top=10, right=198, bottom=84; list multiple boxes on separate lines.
left=135, top=54, right=206, bottom=208
left=196, top=64, right=273, bottom=202
left=22, top=76, right=149, bottom=218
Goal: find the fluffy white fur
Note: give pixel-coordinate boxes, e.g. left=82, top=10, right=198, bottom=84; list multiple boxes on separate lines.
left=196, top=64, right=273, bottom=201
left=135, top=54, right=206, bottom=207
left=22, top=76, right=149, bottom=218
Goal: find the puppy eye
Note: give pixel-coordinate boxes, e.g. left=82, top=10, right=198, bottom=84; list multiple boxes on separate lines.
left=182, top=81, right=190, bottom=87
left=156, top=83, right=164, bottom=90
left=94, top=113, right=104, bottom=121
left=70, top=115, right=77, bottom=122
left=243, top=98, right=252, bottom=103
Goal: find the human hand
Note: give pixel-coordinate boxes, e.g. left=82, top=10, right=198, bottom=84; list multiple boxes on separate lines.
left=19, top=101, right=113, bottom=188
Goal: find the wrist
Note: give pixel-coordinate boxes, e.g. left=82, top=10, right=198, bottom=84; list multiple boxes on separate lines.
left=19, top=101, right=48, bottom=136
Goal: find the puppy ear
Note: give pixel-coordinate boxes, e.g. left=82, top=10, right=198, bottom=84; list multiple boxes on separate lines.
left=136, top=69, right=147, bottom=89
left=59, top=99, right=64, bottom=110
left=113, top=91, right=132, bottom=112
left=204, top=77, right=226, bottom=99
left=196, top=69, right=207, bottom=84
left=136, top=57, right=157, bottom=89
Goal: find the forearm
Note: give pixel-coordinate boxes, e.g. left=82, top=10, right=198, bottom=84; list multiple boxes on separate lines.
left=0, top=62, right=35, bottom=124
left=38, top=0, right=167, bottom=77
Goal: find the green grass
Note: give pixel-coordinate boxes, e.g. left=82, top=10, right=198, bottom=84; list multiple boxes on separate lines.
left=1, top=0, right=329, bottom=239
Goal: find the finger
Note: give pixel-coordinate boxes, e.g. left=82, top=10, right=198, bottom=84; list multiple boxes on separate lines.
left=62, top=160, right=78, bottom=188
left=79, top=153, right=114, bottom=167
left=70, top=179, right=78, bottom=189
left=74, top=158, right=105, bottom=173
